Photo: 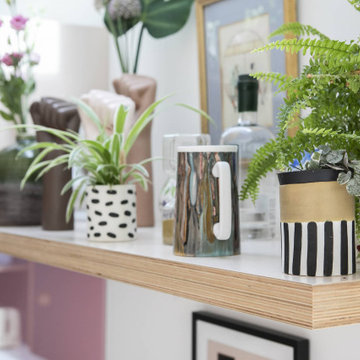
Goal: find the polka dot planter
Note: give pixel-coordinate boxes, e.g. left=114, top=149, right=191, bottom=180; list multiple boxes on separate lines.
left=86, top=184, right=137, bottom=242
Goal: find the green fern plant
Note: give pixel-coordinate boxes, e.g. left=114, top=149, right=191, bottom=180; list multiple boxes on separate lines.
left=241, top=0, right=360, bottom=229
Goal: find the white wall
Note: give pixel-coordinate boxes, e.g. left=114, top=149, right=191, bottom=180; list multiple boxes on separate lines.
left=106, top=1, right=360, bottom=359
left=0, top=0, right=107, bottom=149
left=106, top=281, right=360, bottom=360
left=0, top=0, right=102, bottom=27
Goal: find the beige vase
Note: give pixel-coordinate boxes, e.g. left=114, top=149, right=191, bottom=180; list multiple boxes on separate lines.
left=113, top=74, right=157, bottom=227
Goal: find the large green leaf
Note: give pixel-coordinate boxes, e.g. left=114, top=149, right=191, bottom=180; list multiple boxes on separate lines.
left=141, top=0, right=193, bottom=39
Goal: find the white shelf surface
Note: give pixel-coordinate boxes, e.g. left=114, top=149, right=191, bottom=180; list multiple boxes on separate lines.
left=0, top=219, right=360, bottom=329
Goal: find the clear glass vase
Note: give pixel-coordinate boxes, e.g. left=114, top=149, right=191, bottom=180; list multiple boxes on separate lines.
left=160, top=133, right=211, bottom=245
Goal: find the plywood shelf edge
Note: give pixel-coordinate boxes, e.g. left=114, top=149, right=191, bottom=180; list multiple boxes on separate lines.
left=0, top=225, right=359, bottom=329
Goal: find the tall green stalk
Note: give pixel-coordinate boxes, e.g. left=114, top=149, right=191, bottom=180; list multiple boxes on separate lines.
left=105, top=9, right=127, bottom=73
left=133, top=24, right=145, bottom=74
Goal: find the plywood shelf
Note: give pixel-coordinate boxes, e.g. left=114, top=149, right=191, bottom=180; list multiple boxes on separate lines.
left=0, top=221, right=359, bottom=329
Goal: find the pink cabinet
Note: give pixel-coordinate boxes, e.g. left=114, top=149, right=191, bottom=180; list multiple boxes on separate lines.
left=0, top=259, right=105, bottom=360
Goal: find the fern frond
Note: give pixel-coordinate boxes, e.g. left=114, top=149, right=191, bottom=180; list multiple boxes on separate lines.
left=277, top=99, right=308, bottom=135
left=270, top=22, right=330, bottom=40
left=302, top=128, right=360, bottom=142
left=348, top=0, right=360, bottom=11
left=251, top=72, right=292, bottom=88
left=240, top=140, right=278, bottom=202
left=254, top=38, right=359, bottom=60
left=346, top=73, right=360, bottom=92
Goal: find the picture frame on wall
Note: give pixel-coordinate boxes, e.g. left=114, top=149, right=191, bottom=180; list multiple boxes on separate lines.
left=192, top=312, right=309, bottom=360
left=195, top=0, right=298, bottom=143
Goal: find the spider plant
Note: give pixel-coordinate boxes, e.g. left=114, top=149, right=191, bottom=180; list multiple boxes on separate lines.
left=14, top=96, right=213, bottom=222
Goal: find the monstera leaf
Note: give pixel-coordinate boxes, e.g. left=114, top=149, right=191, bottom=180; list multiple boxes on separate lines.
left=140, top=0, right=193, bottom=38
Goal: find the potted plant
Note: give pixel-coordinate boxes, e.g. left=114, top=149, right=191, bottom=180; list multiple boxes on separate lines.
left=240, top=0, right=360, bottom=276
left=16, top=98, right=163, bottom=241
left=96, top=0, right=193, bottom=74
left=16, top=97, right=212, bottom=242
left=95, top=0, right=193, bottom=227
left=0, top=1, right=42, bottom=225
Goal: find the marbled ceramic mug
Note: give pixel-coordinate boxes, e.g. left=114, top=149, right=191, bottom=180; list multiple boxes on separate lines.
left=174, top=145, right=240, bottom=257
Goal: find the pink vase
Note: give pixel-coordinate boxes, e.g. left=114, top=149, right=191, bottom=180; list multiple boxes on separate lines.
left=113, top=74, right=157, bottom=227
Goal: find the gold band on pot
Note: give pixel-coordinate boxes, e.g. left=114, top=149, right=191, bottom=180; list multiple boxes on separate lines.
left=279, top=181, right=355, bottom=223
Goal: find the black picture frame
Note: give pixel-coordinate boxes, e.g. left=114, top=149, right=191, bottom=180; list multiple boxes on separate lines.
left=192, top=312, right=309, bottom=360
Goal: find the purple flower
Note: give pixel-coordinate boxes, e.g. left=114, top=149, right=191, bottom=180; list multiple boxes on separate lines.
left=0, top=19, right=3, bottom=28
left=10, top=15, right=29, bottom=31
left=29, top=53, right=40, bottom=65
left=1, top=54, right=13, bottom=66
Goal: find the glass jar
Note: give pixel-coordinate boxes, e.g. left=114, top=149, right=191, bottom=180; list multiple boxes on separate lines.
left=160, top=134, right=211, bottom=245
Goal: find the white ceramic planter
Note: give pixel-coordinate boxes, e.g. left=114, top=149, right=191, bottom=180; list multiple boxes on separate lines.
left=86, top=184, right=137, bottom=242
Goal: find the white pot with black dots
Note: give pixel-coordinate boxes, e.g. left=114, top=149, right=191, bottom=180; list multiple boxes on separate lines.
left=86, top=184, right=137, bottom=242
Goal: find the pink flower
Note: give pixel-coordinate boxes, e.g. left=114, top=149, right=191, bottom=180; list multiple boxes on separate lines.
left=10, top=15, right=29, bottom=31
left=1, top=54, right=13, bottom=66
left=0, top=19, right=3, bottom=28
left=12, top=52, right=23, bottom=60
left=0, top=53, right=23, bottom=66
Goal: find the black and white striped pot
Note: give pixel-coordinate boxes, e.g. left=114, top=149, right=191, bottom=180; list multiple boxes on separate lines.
left=86, top=184, right=137, bottom=242
left=278, top=169, right=356, bottom=276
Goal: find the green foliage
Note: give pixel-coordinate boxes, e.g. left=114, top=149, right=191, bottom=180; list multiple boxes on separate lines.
left=251, top=72, right=292, bottom=92
left=0, top=4, right=39, bottom=129
left=304, top=146, right=360, bottom=196
left=255, top=38, right=359, bottom=61
left=0, top=73, right=34, bottom=124
left=140, top=0, right=193, bottom=39
left=241, top=129, right=360, bottom=203
left=17, top=98, right=169, bottom=221
left=269, top=22, right=330, bottom=40
left=102, top=0, right=193, bottom=73
left=242, top=3, right=360, bottom=233
left=16, top=97, right=211, bottom=222
left=348, top=0, right=360, bottom=11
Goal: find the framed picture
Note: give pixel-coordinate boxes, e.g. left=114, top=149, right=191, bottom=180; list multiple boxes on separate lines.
left=192, top=312, right=309, bottom=360
left=195, top=0, right=298, bottom=143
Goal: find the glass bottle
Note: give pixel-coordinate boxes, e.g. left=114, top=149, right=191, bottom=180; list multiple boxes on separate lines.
left=220, top=74, right=277, bottom=241
left=160, top=134, right=211, bottom=245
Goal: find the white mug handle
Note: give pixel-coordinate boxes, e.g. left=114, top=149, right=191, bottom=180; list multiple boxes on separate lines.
left=212, top=161, right=232, bottom=240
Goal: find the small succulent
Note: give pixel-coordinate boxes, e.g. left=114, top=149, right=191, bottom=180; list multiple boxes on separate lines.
left=304, top=145, right=360, bottom=196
